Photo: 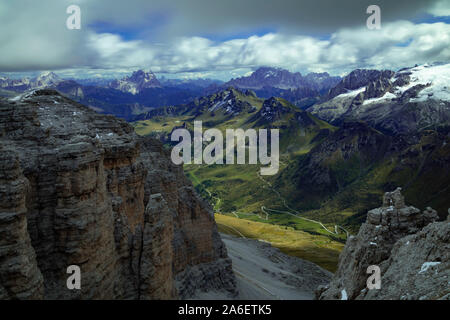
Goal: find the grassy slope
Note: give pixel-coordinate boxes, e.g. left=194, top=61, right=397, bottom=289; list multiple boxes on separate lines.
left=133, top=115, right=193, bottom=136
left=215, top=213, right=343, bottom=272
left=133, top=92, right=348, bottom=244
left=131, top=90, right=449, bottom=272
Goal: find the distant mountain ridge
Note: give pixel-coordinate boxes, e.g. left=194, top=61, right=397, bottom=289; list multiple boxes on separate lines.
left=133, top=63, right=450, bottom=234
left=225, top=67, right=340, bottom=92
left=0, top=71, right=205, bottom=120
left=0, top=71, right=63, bottom=91
left=159, top=77, right=223, bottom=89
left=214, top=67, right=341, bottom=108
left=308, top=63, right=450, bottom=134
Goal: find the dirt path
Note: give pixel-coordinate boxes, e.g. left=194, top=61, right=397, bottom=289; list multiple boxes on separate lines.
left=257, top=172, right=349, bottom=238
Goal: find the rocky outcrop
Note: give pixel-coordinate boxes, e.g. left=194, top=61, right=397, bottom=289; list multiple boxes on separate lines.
left=317, top=188, right=448, bottom=300
left=215, top=67, right=339, bottom=108
left=138, top=136, right=236, bottom=298
left=0, top=89, right=236, bottom=299
left=255, top=97, right=290, bottom=123
left=364, top=215, right=449, bottom=300
left=0, top=147, right=44, bottom=299
left=363, top=74, right=394, bottom=100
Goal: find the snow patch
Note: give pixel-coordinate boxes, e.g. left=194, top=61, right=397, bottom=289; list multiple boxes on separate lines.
left=340, top=289, right=348, bottom=300
left=419, top=261, right=441, bottom=274
left=9, top=94, right=23, bottom=102
left=336, top=87, right=365, bottom=98
left=209, top=99, right=226, bottom=112
left=363, top=92, right=396, bottom=105
left=396, top=64, right=450, bottom=102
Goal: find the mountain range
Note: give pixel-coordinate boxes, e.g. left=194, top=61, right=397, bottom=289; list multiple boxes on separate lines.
left=3, top=63, right=450, bottom=227
left=208, top=67, right=341, bottom=108
left=225, top=67, right=340, bottom=92
left=0, top=71, right=205, bottom=120
left=1, top=67, right=342, bottom=118
left=1, top=63, right=449, bottom=300
left=133, top=63, right=450, bottom=235
left=0, top=71, right=62, bottom=91
left=308, top=63, right=450, bottom=134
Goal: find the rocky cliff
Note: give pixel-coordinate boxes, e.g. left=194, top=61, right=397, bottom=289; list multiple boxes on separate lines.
left=317, top=188, right=449, bottom=300
left=0, top=89, right=236, bottom=299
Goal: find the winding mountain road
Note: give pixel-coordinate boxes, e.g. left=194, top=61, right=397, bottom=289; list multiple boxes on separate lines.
left=257, top=172, right=349, bottom=238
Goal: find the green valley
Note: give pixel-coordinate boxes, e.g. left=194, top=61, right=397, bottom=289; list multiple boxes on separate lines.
left=132, top=86, right=450, bottom=247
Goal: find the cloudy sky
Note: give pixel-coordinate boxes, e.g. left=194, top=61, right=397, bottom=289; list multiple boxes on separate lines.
left=0, top=0, right=449, bottom=80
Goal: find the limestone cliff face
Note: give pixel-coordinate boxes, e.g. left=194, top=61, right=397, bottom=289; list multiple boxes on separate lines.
left=0, top=148, right=44, bottom=299
left=0, top=89, right=236, bottom=299
left=317, top=188, right=448, bottom=300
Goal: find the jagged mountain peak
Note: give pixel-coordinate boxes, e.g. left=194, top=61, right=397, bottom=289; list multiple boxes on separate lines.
left=33, top=71, right=62, bottom=87
left=253, top=96, right=296, bottom=123
left=36, top=71, right=59, bottom=79
left=128, top=69, right=157, bottom=81
left=308, top=63, right=450, bottom=134
left=326, top=69, right=395, bottom=100
left=109, top=69, right=161, bottom=94
left=226, top=67, right=304, bottom=90
left=202, top=87, right=257, bottom=116
left=221, top=67, right=340, bottom=100
left=253, top=66, right=302, bottom=78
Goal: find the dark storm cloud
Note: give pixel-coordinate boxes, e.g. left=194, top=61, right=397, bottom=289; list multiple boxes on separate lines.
left=78, top=0, right=441, bottom=36
left=159, top=0, right=435, bottom=35
left=0, top=0, right=449, bottom=75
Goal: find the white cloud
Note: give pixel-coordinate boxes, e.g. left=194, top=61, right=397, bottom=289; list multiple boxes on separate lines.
left=0, top=0, right=449, bottom=78
left=83, top=21, right=450, bottom=78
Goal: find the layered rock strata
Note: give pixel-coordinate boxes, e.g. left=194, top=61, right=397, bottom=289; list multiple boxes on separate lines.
left=0, top=89, right=236, bottom=299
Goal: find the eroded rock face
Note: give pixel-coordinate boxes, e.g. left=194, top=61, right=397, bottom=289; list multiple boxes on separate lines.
left=317, top=188, right=448, bottom=300
left=0, top=147, right=44, bottom=299
left=326, top=69, right=394, bottom=100
left=364, top=217, right=449, bottom=300
left=0, top=89, right=236, bottom=299
left=138, top=137, right=236, bottom=298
